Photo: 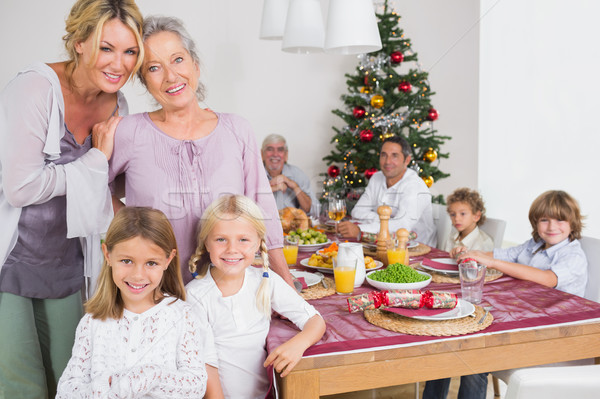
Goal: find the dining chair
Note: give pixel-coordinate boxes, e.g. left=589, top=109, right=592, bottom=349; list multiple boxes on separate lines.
left=493, top=235, right=600, bottom=398
left=479, top=217, right=506, bottom=248
left=432, top=203, right=452, bottom=249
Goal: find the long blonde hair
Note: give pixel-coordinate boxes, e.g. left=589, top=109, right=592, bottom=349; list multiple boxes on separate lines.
left=63, top=0, right=144, bottom=87
left=86, top=207, right=185, bottom=320
left=189, top=195, right=272, bottom=318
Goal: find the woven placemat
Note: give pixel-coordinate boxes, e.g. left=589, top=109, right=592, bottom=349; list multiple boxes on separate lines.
left=409, top=243, right=431, bottom=256
left=364, top=304, right=493, bottom=336
left=300, top=276, right=336, bottom=300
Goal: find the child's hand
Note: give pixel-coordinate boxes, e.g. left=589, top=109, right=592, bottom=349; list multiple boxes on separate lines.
left=457, top=250, right=495, bottom=267
left=450, top=246, right=468, bottom=258
left=263, top=340, right=304, bottom=377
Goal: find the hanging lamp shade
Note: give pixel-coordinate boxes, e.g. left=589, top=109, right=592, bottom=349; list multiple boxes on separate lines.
left=260, top=0, right=290, bottom=40
left=281, top=0, right=325, bottom=53
left=324, top=0, right=382, bottom=54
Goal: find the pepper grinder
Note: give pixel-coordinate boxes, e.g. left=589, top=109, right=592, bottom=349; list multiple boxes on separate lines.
left=376, top=205, right=392, bottom=266
left=396, top=228, right=411, bottom=266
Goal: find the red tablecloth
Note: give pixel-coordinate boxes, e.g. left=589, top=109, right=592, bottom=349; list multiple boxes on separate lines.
left=268, top=245, right=600, bottom=356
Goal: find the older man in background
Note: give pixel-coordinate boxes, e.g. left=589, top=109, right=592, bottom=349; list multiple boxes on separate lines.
left=261, top=134, right=315, bottom=214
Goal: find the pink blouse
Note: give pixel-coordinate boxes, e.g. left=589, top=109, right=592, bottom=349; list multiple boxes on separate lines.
left=109, top=112, right=283, bottom=283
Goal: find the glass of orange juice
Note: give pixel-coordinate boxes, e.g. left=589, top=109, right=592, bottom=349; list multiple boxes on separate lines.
left=333, top=258, right=357, bottom=295
left=387, top=239, right=408, bottom=265
left=283, top=236, right=299, bottom=266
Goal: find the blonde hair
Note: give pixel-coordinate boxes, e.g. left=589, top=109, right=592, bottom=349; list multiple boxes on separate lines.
left=189, top=195, right=272, bottom=318
left=86, top=207, right=185, bottom=320
left=446, top=187, right=487, bottom=226
left=529, top=190, right=584, bottom=242
left=63, top=0, right=144, bottom=87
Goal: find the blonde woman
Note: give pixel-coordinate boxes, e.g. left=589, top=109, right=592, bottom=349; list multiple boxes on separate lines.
left=0, top=0, right=143, bottom=396
left=186, top=195, right=325, bottom=399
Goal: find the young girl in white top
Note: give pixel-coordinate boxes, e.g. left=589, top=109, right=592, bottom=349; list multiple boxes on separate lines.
left=57, top=207, right=218, bottom=398
left=442, top=187, right=494, bottom=256
left=186, top=195, right=326, bottom=399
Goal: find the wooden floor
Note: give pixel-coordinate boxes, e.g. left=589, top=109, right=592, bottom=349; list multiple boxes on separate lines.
left=322, top=375, right=504, bottom=399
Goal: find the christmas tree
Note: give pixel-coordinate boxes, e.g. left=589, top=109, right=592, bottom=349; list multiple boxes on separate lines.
left=322, top=0, right=450, bottom=206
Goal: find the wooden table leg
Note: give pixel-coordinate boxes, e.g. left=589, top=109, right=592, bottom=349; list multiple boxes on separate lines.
left=279, top=370, right=320, bottom=399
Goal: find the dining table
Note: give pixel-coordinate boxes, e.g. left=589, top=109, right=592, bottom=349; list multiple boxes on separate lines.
left=267, top=241, right=600, bottom=398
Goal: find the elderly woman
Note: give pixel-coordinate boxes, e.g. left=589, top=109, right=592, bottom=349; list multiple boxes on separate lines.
left=0, top=1, right=144, bottom=397
left=109, top=16, right=292, bottom=287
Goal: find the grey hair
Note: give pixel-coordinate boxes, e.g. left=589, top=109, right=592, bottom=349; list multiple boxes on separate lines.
left=261, top=134, right=288, bottom=152
left=138, top=15, right=206, bottom=102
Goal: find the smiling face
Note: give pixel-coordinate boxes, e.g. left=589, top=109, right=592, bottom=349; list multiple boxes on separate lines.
left=141, top=31, right=200, bottom=111
left=103, top=235, right=176, bottom=314
left=537, top=217, right=572, bottom=248
left=75, top=18, right=139, bottom=93
left=262, top=141, right=288, bottom=176
left=205, top=214, right=261, bottom=282
left=447, top=201, right=481, bottom=238
left=379, top=141, right=411, bottom=186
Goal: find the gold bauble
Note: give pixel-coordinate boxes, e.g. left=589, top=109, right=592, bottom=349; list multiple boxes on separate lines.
left=422, top=176, right=434, bottom=188
left=360, top=86, right=371, bottom=94
left=370, top=95, right=384, bottom=108
left=423, top=148, right=438, bottom=163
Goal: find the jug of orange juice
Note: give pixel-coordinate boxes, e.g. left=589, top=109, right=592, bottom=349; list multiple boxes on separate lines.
left=337, top=242, right=365, bottom=287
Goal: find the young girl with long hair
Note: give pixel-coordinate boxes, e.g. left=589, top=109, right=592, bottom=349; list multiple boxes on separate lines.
left=57, top=207, right=212, bottom=398
left=186, top=195, right=326, bottom=399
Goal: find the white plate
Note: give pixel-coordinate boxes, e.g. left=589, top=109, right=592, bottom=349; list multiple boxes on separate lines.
left=365, top=270, right=432, bottom=290
left=419, top=258, right=460, bottom=275
left=290, top=270, right=322, bottom=287
left=287, top=238, right=332, bottom=252
left=299, top=258, right=383, bottom=274
left=410, top=299, right=475, bottom=321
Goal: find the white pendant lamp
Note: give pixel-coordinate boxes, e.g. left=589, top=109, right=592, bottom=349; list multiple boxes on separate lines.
left=281, top=0, right=325, bottom=54
left=260, top=0, right=290, bottom=40
left=325, top=0, right=382, bottom=54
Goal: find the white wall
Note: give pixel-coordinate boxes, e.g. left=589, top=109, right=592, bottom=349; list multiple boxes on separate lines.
left=0, top=0, right=479, bottom=196
left=479, top=0, right=600, bottom=243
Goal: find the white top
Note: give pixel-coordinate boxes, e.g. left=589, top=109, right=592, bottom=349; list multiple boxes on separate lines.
left=56, top=297, right=208, bottom=398
left=441, top=226, right=494, bottom=253
left=186, top=266, right=319, bottom=399
left=351, top=169, right=436, bottom=246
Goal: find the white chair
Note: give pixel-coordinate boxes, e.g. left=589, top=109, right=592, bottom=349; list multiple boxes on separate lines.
left=493, top=235, right=600, bottom=398
left=432, top=203, right=452, bottom=249
left=479, top=217, right=506, bottom=248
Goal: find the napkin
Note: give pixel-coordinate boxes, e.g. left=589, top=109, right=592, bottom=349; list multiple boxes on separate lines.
left=382, top=306, right=452, bottom=317
left=422, top=258, right=459, bottom=271
left=296, top=277, right=308, bottom=289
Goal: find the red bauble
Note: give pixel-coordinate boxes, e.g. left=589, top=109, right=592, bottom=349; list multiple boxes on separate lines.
left=398, top=81, right=412, bottom=93
left=427, top=108, right=439, bottom=121
left=390, top=51, right=404, bottom=64
left=353, top=106, right=366, bottom=119
left=364, top=75, right=370, bottom=85
left=365, top=168, right=378, bottom=179
left=359, top=129, right=374, bottom=142
left=327, top=165, right=340, bottom=178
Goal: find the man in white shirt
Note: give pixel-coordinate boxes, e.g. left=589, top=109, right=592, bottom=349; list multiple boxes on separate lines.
left=261, top=134, right=315, bottom=214
left=338, top=136, right=436, bottom=246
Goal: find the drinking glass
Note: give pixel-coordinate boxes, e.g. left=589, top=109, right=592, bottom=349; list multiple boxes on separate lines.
left=333, top=258, right=357, bottom=295
left=283, top=235, right=299, bottom=266
left=328, top=197, right=346, bottom=236
left=459, top=262, right=487, bottom=304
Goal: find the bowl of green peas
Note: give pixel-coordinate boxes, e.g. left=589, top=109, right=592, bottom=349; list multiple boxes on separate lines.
left=366, top=263, right=432, bottom=290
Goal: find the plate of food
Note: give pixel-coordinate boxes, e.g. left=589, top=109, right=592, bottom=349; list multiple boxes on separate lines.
left=300, top=255, right=383, bottom=274
left=286, top=228, right=331, bottom=252
left=365, top=264, right=432, bottom=290
left=289, top=270, right=322, bottom=287
left=409, top=299, right=475, bottom=321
